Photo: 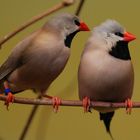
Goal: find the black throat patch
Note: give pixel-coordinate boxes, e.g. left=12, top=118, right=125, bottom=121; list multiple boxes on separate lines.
left=109, top=41, right=131, bottom=60
left=64, top=30, right=79, bottom=48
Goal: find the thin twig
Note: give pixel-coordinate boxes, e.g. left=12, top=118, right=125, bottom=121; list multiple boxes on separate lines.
left=19, top=95, right=41, bottom=140
left=75, top=0, right=85, bottom=16
left=0, top=0, right=75, bottom=48
left=0, top=95, right=140, bottom=108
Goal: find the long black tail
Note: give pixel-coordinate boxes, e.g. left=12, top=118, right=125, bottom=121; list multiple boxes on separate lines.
left=99, top=111, right=114, bottom=140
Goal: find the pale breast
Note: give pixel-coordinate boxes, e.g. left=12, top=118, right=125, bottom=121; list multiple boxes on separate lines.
left=8, top=34, right=70, bottom=92
left=78, top=50, right=134, bottom=102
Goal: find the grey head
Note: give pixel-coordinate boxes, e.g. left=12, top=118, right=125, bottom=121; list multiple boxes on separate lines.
left=92, top=20, right=125, bottom=48
left=43, top=13, right=90, bottom=48
left=94, top=19, right=124, bottom=34
left=91, top=20, right=136, bottom=60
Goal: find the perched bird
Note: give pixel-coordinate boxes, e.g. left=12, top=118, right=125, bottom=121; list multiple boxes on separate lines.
left=0, top=13, right=90, bottom=109
left=78, top=20, right=136, bottom=138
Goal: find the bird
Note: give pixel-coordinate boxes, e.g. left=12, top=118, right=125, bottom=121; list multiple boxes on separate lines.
left=0, top=13, right=90, bottom=110
left=78, top=19, right=136, bottom=139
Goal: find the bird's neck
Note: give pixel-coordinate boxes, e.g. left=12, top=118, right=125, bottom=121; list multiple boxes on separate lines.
left=109, top=41, right=131, bottom=60
left=64, top=30, right=79, bottom=48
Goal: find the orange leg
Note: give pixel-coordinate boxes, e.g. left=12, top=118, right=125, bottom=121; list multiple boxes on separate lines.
left=42, top=94, right=61, bottom=113
left=52, top=97, right=61, bottom=113
left=4, top=81, right=14, bottom=110
left=82, top=97, right=91, bottom=113
left=125, top=98, right=133, bottom=114
left=42, top=94, right=53, bottom=99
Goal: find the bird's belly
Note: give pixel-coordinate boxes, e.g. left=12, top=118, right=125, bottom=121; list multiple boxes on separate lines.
left=79, top=54, right=134, bottom=103
left=8, top=50, right=70, bottom=92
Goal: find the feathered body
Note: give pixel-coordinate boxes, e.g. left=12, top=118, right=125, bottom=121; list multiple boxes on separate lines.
left=79, top=20, right=134, bottom=105
left=0, top=13, right=89, bottom=94
left=78, top=20, right=135, bottom=137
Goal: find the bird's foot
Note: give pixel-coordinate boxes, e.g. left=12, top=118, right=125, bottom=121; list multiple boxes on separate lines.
left=125, top=98, right=133, bottom=114
left=42, top=94, right=61, bottom=112
left=82, top=97, right=91, bottom=113
left=42, top=94, right=53, bottom=99
left=5, top=92, right=14, bottom=110
left=52, top=97, right=61, bottom=113
left=4, top=81, right=14, bottom=110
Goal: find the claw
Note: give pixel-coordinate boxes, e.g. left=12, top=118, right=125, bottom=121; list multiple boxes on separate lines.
left=4, top=81, right=14, bottom=110
left=125, top=98, right=133, bottom=114
left=52, top=97, right=61, bottom=113
left=42, top=94, right=61, bottom=112
left=42, top=94, right=53, bottom=99
left=82, top=97, right=91, bottom=113
left=5, top=92, right=14, bottom=110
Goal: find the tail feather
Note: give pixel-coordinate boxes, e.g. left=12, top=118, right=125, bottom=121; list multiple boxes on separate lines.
left=99, top=111, right=114, bottom=140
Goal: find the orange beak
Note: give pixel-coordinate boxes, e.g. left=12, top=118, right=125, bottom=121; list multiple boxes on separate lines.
left=124, top=32, right=136, bottom=42
left=79, top=22, right=90, bottom=31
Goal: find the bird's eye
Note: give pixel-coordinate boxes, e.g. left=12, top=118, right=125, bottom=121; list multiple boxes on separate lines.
left=74, top=19, right=80, bottom=26
left=115, top=32, right=123, bottom=37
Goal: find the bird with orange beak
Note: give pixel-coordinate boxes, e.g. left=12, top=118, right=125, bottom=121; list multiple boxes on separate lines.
left=78, top=20, right=136, bottom=139
left=0, top=13, right=90, bottom=110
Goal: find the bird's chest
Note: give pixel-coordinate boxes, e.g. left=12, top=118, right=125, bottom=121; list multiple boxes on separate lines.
left=28, top=43, right=68, bottom=67
left=81, top=51, right=134, bottom=101
left=9, top=46, right=70, bottom=88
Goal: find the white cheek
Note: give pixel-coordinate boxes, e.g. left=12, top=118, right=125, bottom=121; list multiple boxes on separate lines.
left=105, top=36, right=118, bottom=50
left=119, top=37, right=124, bottom=41
left=63, top=27, right=69, bottom=36
left=112, top=34, right=123, bottom=41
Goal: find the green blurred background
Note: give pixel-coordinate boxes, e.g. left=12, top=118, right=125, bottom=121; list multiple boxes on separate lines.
left=0, top=0, right=140, bottom=140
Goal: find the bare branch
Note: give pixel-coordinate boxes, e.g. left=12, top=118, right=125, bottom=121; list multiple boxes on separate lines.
left=0, top=95, right=140, bottom=108
left=0, top=0, right=75, bottom=48
left=75, top=0, right=85, bottom=16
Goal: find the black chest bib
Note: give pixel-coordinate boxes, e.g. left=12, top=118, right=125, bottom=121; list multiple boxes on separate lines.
left=109, top=41, right=131, bottom=60
left=64, top=30, right=79, bottom=48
